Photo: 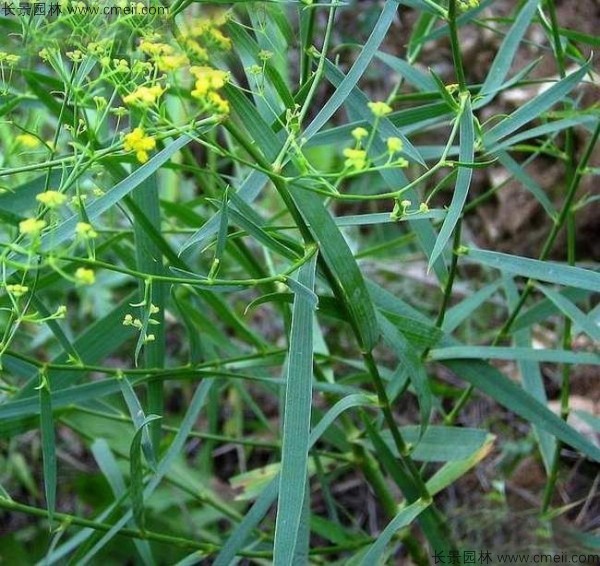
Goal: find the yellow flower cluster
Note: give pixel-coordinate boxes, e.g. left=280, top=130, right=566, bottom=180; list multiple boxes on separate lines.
left=386, top=137, right=403, bottom=154
left=343, top=148, right=368, bottom=171
left=0, top=52, right=20, bottom=65
left=368, top=101, right=392, bottom=118
left=139, top=38, right=189, bottom=72
left=19, top=218, right=47, bottom=235
left=76, top=222, right=98, bottom=239
left=123, top=84, right=164, bottom=106
left=123, top=127, right=156, bottom=163
left=187, top=16, right=232, bottom=51
left=157, top=54, right=189, bottom=73
left=5, top=284, right=28, bottom=297
left=190, top=66, right=229, bottom=114
left=351, top=127, right=368, bottom=141
left=36, top=190, right=67, bottom=208
left=75, top=267, right=95, bottom=285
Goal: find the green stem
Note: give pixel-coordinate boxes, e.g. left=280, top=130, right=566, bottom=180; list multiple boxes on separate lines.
left=435, top=219, right=463, bottom=328
left=299, top=1, right=317, bottom=87
left=447, top=0, right=467, bottom=93
left=0, top=498, right=220, bottom=554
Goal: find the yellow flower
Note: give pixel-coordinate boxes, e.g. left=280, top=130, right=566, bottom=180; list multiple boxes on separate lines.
left=352, top=127, right=368, bottom=141
left=190, top=66, right=228, bottom=96
left=368, top=101, right=392, bottom=118
left=386, top=137, right=403, bottom=154
left=123, top=127, right=156, bottom=163
left=36, top=190, right=67, bottom=208
left=19, top=218, right=47, bottom=235
left=139, top=39, right=173, bottom=57
left=6, top=284, right=28, bottom=297
left=16, top=134, right=41, bottom=148
left=419, top=202, right=429, bottom=213
left=0, top=52, right=20, bottom=65
left=156, top=54, right=189, bottom=72
left=123, top=85, right=164, bottom=106
left=75, top=267, right=95, bottom=285
left=75, top=222, right=98, bottom=239
left=343, top=148, right=368, bottom=171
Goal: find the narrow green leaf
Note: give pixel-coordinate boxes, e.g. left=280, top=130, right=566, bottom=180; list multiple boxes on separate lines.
left=429, top=95, right=474, bottom=269
left=484, top=63, right=589, bottom=147
left=290, top=187, right=380, bottom=351
left=371, top=425, right=490, bottom=462
left=378, top=314, right=432, bottom=430
left=496, top=151, right=555, bottom=217
left=466, top=248, right=600, bottom=292
left=426, top=434, right=495, bottom=495
left=39, top=375, right=57, bottom=527
left=359, top=500, right=430, bottom=565
left=119, top=378, right=157, bottom=470
left=430, top=345, right=600, bottom=365
left=130, top=414, right=162, bottom=533
left=375, top=52, right=436, bottom=92
left=274, top=253, right=317, bottom=565
left=536, top=284, right=600, bottom=342
left=129, top=174, right=166, bottom=447
left=478, top=0, right=540, bottom=104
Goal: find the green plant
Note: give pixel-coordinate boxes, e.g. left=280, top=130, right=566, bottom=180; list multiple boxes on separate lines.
left=0, top=0, right=598, bottom=563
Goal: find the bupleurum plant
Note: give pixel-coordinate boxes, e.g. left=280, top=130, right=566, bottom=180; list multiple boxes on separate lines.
left=0, top=0, right=598, bottom=563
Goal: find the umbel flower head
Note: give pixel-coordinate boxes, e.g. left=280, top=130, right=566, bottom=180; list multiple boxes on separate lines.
left=6, top=284, right=28, bottom=297
left=343, top=148, right=368, bottom=171
left=19, top=218, right=47, bottom=235
left=351, top=127, right=368, bottom=141
left=75, top=267, right=95, bottom=285
left=123, top=85, right=164, bottom=106
left=368, top=101, right=392, bottom=118
left=123, top=127, right=156, bottom=163
left=190, top=66, right=229, bottom=114
left=76, top=222, right=98, bottom=239
left=36, top=190, right=67, bottom=208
